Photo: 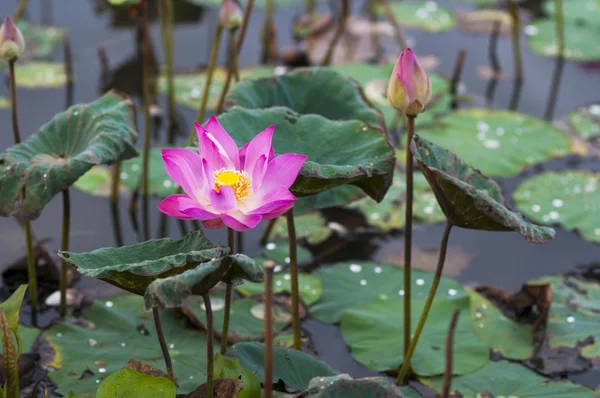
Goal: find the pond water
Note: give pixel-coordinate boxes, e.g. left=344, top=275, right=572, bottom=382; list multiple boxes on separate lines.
left=1, top=0, right=600, bottom=395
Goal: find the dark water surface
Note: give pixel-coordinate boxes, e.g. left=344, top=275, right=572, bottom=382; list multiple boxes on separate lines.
left=1, top=0, right=600, bottom=392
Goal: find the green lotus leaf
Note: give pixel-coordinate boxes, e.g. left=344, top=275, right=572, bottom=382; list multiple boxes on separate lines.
left=183, top=290, right=288, bottom=342
left=411, top=135, right=555, bottom=243
left=0, top=324, right=38, bottom=354
left=218, top=107, right=395, bottom=202
left=544, top=0, right=600, bottom=26
left=525, top=19, right=600, bottom=61
left=331, top=63, right=451, bottom=130
left=375, top=0, right=456, bottom=33
left=183, top=0, right=319, bottom=7
left=42, top=295, right=209, bottom=395
left=420, top=361, right=595, bottom=398
left=271, top=212, right=332, bottom=244
left=59, top=231, right=228, bottom=296
left=229, top=342, right=338, bottom=392
left=107, top=0, right=140, bottom=5
left=73, top=166, right=131, bottom=197
left=340, top=295, right=489, bottom=375
left=144, top=253, right=263, bottom=309
left=566, top=103, right=600, bottom=150
left=513, top=171, right=600, bottom=243
left=158, top=66, right=275, bottom=110
left=0, top=91, right=138, bottom=220
left=213, top=353, right=261, bottom=398
left=225, top=68, right=384, bottom=130
left=418, top=109, right=572, bottom=178
left=0, top=97, right=9, bottom=108
left=97, top=368, right=176, bottom=398
left=301, top=374, right=408, bottom=397
left=293, top=185, right=366, bottom=216
left=530, top=275, right=600, bottom=363
left=309, top=262, right=466, bottom=324
left=0, top=285, right=27, bottom=355
left=14, top=62, right=68, bottom=88
left=468, top=290, right=533, bottom=359
left=262, top=240, right=313, bottom=265
left=236, top=271, right=323, bottom=305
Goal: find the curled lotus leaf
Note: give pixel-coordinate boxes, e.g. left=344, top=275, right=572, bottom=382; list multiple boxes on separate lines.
left=411, top=135, right=555, bottom=243
left=0, top=91, right=138, bottom=220
left=218, top=107, right=395, bottom=202
left=144, top=253, right=263, bottom=310
left=59, top=231, right=229, bottom=296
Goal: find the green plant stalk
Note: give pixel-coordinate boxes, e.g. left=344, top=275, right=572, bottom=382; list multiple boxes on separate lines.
left=320, top=0, right=349, bottom=66
left=307, top=0, right=316, bottom=14
left=402, top=115, right=415, bottom=360
left=203, top=293, right=215, bottom=398
left=220, top=227, right=235, bottom=355
left=260, top=217, right=277, bottom=246
left=441, top=309, right=460, bottom=398
left=554, top=0, right=564, bottom=56
left=215, top=32, right=239, bottom=115
left=0, top=309, right=18, bottom=398
left=152, top=308, right=175, bottom=382
left=12, top=0, right=28, bottom=22
left=59, top=189, right=70, bottom=317
left=140, top=3, right=152, bottom=241
left=188, top=25, right=224, bottom=146
left=506, top=0, right=523, bottom=81
left=286, top=209, right=302, bottom=350
left=235, top=0, right=255, bottom=55
left=543, top=0, right=565, bottom=120
left=380, top=0, right=408, bottom=49
left=9, top=59, right=38, bottom=326
left=110, top=163, right=124, bottom=246
left=261, top=0, right=277, bottom=64
left=263, top=260, right=276, bottom=398
left=159, top=0, right=176, bottom=143
left=396, top=221, right=453, bottom=384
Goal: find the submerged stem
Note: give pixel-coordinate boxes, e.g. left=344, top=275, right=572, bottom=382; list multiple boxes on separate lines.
left=152, top=308, right=175, bottom=382
left=403, top=115, right=415, bottom=360
left=397, top=222, right=453, bottom=385
left=59, top=189, right=70, bottom=317
left=544, top=0, right=564, bottom=120
left=220, top=227, right=235, bottom=354
left=320, top=0, right=349, bottom=66
left=286, top=209, right=301, bottom=350
left=159, top=0, right=176, bottom=142
left=203, top=294, right=215, bottom=398
left=140, top=3, right=152, bottom=241
left=263, top=261, right=276, bottom=398
left=189, top=25, right=224, bottom=145
left=441, top=309, right=460, bottom=398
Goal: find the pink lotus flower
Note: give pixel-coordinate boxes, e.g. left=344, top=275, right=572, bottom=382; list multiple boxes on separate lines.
left=158, top=116, right=308, bottom=232
left=387, top=48, right=431, bottom=116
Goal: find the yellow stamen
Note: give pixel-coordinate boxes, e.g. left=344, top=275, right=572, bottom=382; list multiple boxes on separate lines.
left=213, top=168, right=251, bottom=200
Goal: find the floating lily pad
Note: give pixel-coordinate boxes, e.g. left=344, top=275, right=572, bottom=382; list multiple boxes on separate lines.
left=420, top=361, right=595, bottom=398
left=566, top=103, right=600, bottom=151
left=469, top=290, right=533, bottom=359
left=525, top=19, right=600, bottom=61
left=59, top=231, right=228, bottom=295
left=457, top=9, right=513, bottom=36
left=213, top=353, right=261, bottom=398
left=530, top=275, right=600, bottom=362
left=230, top=342, right=338, bottom=392
left=236, top=272, right=323, bottom=306
left=218, top=107, right=395, bottom=202
left=183, top=0, right=311, bottom=7
left=0, top=325, right=39, bottom=354
left=544, top=0, right=600, bottom=26
left=375, top=0, right=456, bottom=33
left=0, top=97, right=8, bottom=108
left=112, top=148, right=178, bottom=197
left=158, top=66, right=275, bottom=110
left=262, top=240, right=313, bottom=266
left=309, top=262, right=466, bottom=324
left=73, top=166, right=130, bottom=197
left=42, top=294, right=209, bottom=395
left=97, top=367, right=176, bottom=397
left=144, top=253, right=262, bottom=309
left=513, top=171, right=600, bottom=243
left=411, top=135, right=556, bottom=243
left=340, top=295, right=489, bottom=375
left=271, top=212, right=332, bottom=244
left=226, top=68, right=384, bottom=130
left=418, top=109, right=572, bottom=178
left=14, top=62, right=68, bottom=88
left=301, top=374, right=407, bottom=397
left=293, top=185, right=366, bottom=215
left=0, top=91, right=138, bottom=220
left=182, top=291, right=288, bottom=341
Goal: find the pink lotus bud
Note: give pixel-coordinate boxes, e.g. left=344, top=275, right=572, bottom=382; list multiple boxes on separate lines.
left=387, top=48, right=431, bottom=116
left=0, top=16, right=25, bottom=61
left=219, top=0, right=243, bottom=31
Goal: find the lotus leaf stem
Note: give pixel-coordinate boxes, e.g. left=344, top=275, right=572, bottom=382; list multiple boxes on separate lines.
left=220, top=227, right=235, bottom=354
left=152, top=308, right=175, bottom=382
left=189, top=25, right=224, bottom=145
left=236, top=230, right=243, bottom=253
left=397, top=221, right=453, bottom=384
left=544, top=0, right=564, bottom=121
left=110, top=163, right=124, bottom=246
left=441, top=308, right=460, bottom=398
left=307, top=0, right=316, bottom=15
left=260, top=217, right=277, bottom=247
left=263, top=260, right=276, bottom=398
left=215, top=32, right=239, bottom=115
left=402, top=115, right=415, bottom=360
left=380, top=0, right=408, bottom=49
left=59, top=189, right=70, bottom=318
left=140, top=1, right=152, bottom=241
left=261, top=0, right=277, bottom=64
left=159, top=0, right=176, bottom=142
left=485, top=20, right=501, bottom=108
left=286, top=209, right=302, bottom=350
left=64, top=35, right=74, bottom=111
left=449, top=49, right=466, bottom=110
left=203, top=294, right=215, bottom=398
left=234, top=0, right=255, bottom=82
left=507, top=0, right=523, bottom=110
left=9, top=59, right=38, bottom=326
left=320, top=0, right=349, bottom=66
left=12, top=0, right=28, bottom=22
